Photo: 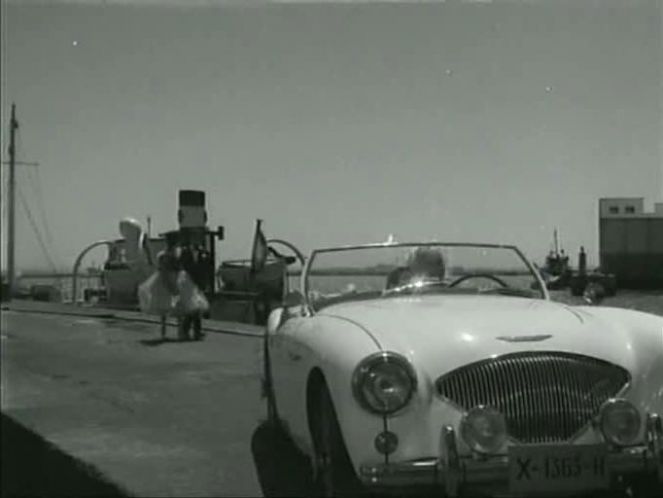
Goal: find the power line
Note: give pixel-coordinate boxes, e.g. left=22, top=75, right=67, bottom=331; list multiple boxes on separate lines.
left=18, top=187, right=58, bottom=273
left=17, top=185, right=59, bottom=273
left=15, top=119, right=62, bottom=268
left=25, top=165, right=63, bottom=267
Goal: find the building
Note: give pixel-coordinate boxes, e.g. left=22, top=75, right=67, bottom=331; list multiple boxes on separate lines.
left=599, top=197, right=663, bottom=288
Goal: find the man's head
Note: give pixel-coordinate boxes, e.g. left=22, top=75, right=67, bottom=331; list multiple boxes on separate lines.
left=407, top=247, right=445, bottom=279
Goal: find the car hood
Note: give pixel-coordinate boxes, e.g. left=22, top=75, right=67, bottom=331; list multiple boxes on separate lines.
left=318, top=295, right=631, bottom=377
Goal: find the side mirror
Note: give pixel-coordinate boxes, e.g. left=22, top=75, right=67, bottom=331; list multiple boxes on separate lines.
left=583, top=282, right=605, bottom=305
left=284, top=290, right=305, bottom=308
left=281, top=290, right=307, bottom=322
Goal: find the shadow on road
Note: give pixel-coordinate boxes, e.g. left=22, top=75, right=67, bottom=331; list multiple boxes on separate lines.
left=139, top=337, right=184, bottom=346
left=251, top=420, right=314, bottom=497
left=1, top=413, right=128, bottom=497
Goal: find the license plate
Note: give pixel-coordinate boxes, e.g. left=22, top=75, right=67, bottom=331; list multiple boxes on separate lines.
left=508, top=444, right=609, bottom=494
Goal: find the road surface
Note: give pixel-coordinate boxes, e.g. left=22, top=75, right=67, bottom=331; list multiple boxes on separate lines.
left=1, top=305, right=308, bottom=497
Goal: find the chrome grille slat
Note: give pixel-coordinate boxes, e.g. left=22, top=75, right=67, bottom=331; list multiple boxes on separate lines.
left=526, top=356, right=539, bottom=442
left=483, top=362, right=497, bottom=410
left=539, top=356, right=553, bottom=443
left=555, top=356, right=568, bottom=442
left=437, top=352, right=629, bottom=443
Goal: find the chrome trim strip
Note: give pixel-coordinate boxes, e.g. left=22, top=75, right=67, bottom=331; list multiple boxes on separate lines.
left=360, top=420, right=663, bottom=489
left=359, top=448, right=659, bottom=488
left=313, top=241, right=524, bottom=254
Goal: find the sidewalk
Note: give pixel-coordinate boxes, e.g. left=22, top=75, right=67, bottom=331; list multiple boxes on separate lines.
left=2, top=299, right=264, bottom=338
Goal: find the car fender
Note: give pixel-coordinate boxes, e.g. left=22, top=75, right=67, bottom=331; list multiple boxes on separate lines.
left=577, top=306, right=663, bottom=415
left=266, top=307, right=283, bottom=336
left=281, top=313, right=386, bottom=470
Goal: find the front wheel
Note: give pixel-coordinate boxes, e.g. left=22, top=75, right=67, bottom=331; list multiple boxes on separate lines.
left=625, top=475, right=663, bottom=498
left=311, top=384, right=363, bottom=497
left=262, top=334, right=278, bottom=425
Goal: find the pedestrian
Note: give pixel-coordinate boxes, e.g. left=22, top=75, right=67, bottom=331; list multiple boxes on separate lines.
left=178, top=244, right=209, bottom=341
left=138, top=232, right=181, bottom=339
left=578, top=246, right=587, bottom=275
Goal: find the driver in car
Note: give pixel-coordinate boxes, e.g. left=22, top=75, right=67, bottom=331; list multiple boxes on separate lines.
left=386, top=247, right=446, bottom=289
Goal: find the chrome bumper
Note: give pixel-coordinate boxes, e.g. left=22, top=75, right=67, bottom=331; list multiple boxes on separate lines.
left=359, top=413, right=663, bottom=497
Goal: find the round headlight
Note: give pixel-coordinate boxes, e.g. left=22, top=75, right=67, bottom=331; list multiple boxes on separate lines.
left=352, top=352, right=417, bottom=415
left=460, top=406, right=507, bottom=454
left=599, top=398, right=641, bottom=446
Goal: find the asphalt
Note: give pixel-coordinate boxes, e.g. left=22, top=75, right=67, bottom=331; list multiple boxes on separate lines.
left=6, top=292, right=659, bottom=497
left=3, top=299, right=264, bottom=337
left=0, top=301, right=312, bottom=497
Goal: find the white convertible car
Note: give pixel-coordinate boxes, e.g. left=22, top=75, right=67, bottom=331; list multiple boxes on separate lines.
left=262, top=242, right=663, bottom=497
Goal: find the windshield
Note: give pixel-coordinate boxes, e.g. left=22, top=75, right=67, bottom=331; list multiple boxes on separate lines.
left=304, top=243, right=545, bottom=311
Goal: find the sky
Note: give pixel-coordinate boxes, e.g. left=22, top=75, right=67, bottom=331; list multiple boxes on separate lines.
left=1, top=0, right=662, bottom=273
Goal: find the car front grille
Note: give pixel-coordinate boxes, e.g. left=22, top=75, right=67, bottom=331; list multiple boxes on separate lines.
left=436, top=352, right=630, bottom=443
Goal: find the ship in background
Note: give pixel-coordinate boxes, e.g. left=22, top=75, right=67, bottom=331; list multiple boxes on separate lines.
left=540, top=227, right=571, bottom=289
left=539, top=227, right=618, bottom=297
left=73, top=189, right=302, bottom=325
left=0, top=105, right=299, bottom=321
left=545, top=197, right=663, bottom=296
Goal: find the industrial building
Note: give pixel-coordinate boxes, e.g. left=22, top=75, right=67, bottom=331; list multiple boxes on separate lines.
left=599, top=197, right=663, bottom=288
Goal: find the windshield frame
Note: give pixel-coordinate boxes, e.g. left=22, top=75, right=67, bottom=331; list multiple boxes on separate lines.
left=301, top=241, right=549, bottom=311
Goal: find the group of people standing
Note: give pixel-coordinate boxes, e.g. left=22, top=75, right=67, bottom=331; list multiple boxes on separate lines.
left=138, top=232, right=211, bottom=341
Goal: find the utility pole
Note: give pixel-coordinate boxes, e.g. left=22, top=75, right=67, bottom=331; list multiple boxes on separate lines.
left=2, top=104, right=38, bottom=300
left=6, top=104, right=18, bottom=299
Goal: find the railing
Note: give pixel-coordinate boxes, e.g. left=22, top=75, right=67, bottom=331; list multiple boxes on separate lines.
left=14, top=273, right=102, bottom=303
left=71, top=240, right=113, bottom=305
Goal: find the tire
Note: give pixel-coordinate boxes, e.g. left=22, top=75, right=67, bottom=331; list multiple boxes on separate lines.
left=311, top=384, right=363, bottom=497
left=627, top=475, right=663, bottom=498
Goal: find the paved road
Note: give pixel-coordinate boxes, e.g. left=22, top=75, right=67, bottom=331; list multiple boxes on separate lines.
left=1, top=308, right=272, bottom=497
